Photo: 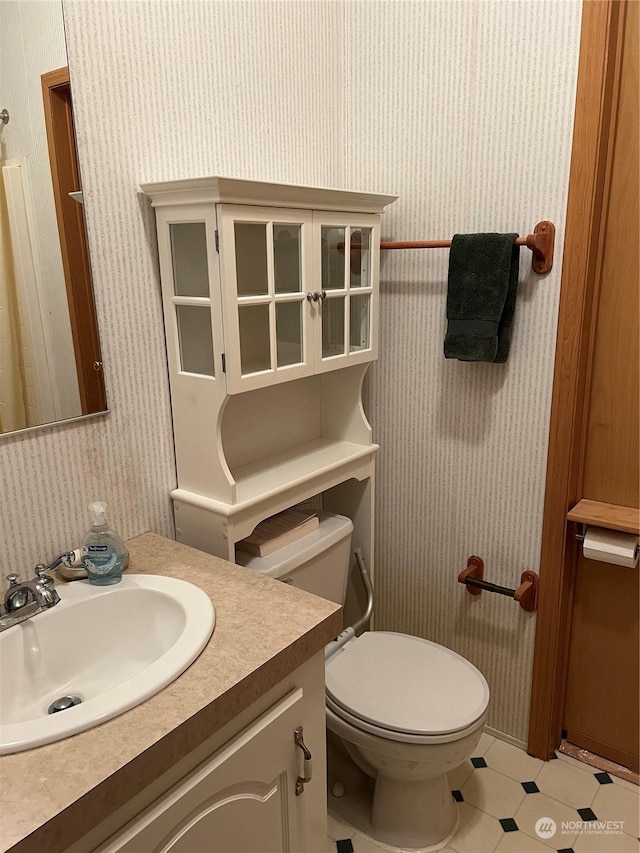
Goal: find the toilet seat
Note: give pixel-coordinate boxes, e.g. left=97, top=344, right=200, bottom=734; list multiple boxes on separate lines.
left=326, top=631, right=489, bottom=744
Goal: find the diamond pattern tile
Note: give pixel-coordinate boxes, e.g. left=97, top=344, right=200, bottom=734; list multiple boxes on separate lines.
left=328, top=737, right=638, bottom=853
left=577, top=807, right=597, bottom=821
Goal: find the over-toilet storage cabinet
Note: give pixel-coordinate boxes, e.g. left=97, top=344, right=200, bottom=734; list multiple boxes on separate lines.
left=140, top=177, right=396, bottom=566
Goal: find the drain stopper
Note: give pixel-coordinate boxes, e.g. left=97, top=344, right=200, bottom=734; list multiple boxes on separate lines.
left=48, top=696, right=82, bottom=714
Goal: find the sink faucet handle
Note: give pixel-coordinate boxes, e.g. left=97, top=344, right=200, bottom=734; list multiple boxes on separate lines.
left=35, top=553, right=75, bottom=577
left=5, top=574, right=20, bottom=587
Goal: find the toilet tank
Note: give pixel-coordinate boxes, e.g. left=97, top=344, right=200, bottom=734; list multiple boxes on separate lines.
left=235, top=511, right=353, bottom=604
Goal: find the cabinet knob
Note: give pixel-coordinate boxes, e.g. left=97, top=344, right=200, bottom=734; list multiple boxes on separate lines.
left=306, top=291, right=321, bottom=302
left=294, top=725, right=313, bottom=795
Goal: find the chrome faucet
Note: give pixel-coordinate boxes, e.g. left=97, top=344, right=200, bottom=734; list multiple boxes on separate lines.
left=0, top=553, right=72, bottom=632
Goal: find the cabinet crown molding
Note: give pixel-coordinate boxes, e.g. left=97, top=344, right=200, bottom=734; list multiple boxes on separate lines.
left=140, top=175, right=398, bottom=213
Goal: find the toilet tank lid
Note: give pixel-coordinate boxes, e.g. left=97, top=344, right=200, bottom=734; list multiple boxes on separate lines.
left=235, top=511, right=353, bottom=578
left=326, top=631, right=490, bottom=737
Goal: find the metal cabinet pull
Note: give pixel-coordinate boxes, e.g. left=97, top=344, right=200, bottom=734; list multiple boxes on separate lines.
left=294, top=725, right=313, bottom=795
left=306, top=291, right=322, bottom=302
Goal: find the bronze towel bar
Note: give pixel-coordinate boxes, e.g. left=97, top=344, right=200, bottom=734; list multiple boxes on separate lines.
left=380, top=221, right=555, bottom=274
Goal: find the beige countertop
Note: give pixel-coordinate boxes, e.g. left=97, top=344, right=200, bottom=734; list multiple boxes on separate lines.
left=0, top=533, right=342, bottom=853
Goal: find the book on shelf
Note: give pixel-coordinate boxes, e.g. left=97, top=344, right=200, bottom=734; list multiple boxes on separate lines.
left=237, top=509, right=319, bottom=558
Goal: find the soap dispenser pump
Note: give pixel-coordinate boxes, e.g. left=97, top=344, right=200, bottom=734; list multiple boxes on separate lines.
left=81, top=501, right=128, bottom=586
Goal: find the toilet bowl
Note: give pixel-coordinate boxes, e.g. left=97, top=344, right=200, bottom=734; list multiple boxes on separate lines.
left=325, top=630, right=489, bottom=850
left=236, top=512, right=490, bottom=851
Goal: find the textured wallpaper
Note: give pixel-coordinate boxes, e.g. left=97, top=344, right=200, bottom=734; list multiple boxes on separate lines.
left=346, top=1, right=582, bottom=741
left=0, top=0, right=581, bottom=742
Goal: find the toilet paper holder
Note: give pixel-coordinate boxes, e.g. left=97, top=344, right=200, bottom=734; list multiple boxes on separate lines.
left=574, top=523, right=588, bottom=542
left=574, top=522, right=639, bottom=566
left=458, top=556, right=539, bottom=612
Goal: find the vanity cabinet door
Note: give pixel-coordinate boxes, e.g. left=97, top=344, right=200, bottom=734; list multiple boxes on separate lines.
left=99, top=688, right=320, bottom=853
left=218, top=205, right=315, bottom=394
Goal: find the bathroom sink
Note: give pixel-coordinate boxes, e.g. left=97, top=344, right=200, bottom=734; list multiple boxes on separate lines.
left=0, top=575, right=215, bottom=754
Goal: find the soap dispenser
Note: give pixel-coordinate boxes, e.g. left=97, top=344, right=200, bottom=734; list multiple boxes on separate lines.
left=81, top=501, right=128, bottom=586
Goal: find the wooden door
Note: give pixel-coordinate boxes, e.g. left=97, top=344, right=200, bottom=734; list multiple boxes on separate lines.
left=562, top=0, right=639, bottom=771
left=41, top=67, right=106, bottom=415
left=528, top=0, right=639, bottom=767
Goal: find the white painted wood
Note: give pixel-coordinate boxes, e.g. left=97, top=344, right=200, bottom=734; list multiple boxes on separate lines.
left=92, top=655, right=329, bottom=853
left=320, top=365, right=373, bottom=445
left=221, top=377, right=322, bottom=471
left=99, top=689, right=306, bottom=853
left=312, top=211, right=380, bottom=374
left=231, top=438, right=372, bottom=501
left=155, top=204, right=233, bottom=504
left=141, top=178, right=392, bottom=569
left=173, top=439, right=377, bottom=544
left=218, top=204, right=314, bottom=394
left=139, top=175, right=397, bottom=213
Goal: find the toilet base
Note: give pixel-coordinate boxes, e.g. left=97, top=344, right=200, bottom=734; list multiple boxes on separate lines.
left=327, top=733, right=459, bottom=852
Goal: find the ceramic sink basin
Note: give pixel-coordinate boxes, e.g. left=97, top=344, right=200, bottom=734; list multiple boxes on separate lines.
left=0, top=574, right=215, bottom=754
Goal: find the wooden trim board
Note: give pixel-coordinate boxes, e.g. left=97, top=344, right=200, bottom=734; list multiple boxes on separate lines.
left=527, top=1, right=627, bottom=760
left=567, top=500, right=640, bottom=534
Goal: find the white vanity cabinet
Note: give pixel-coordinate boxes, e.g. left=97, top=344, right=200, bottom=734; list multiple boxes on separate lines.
left=140, top=177, right=396, bottom=565
left=98, top=688, right=321, bottom=853
left=84, top=654, right=329, bottom=853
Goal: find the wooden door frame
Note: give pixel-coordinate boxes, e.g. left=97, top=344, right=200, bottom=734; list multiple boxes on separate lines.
left=527, top=1, right=628, bottom=760
left=41, top=66, right=106, bottom=415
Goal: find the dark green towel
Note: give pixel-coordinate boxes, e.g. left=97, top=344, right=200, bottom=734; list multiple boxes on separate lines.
left=444, top=233, right=520, bottom=363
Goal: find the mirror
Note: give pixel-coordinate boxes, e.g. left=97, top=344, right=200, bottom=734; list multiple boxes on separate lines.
left=0, top=0, right=106, bottom=436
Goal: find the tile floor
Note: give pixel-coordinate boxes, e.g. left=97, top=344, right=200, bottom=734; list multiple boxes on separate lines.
left=328, top=733, right=639, bottom=853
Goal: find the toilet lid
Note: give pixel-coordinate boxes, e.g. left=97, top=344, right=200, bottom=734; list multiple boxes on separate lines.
left=326, top=632, right=490, bottom=737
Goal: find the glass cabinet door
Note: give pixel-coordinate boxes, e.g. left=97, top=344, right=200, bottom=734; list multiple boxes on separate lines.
left=168, top=221, right=216, bottom=378
left=219, top=206, right=313, bottom=393
left=314, top=213, right=379, bottom=372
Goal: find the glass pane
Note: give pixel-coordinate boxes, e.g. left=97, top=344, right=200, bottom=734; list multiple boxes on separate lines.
left=239, top=304, right=271, bottom=374
left=274, top=225, right=301, bottom=294
left=276, top=301, right=303, bottom=367
left=176, top=305, right=215, bottom=376
left=235, top=223, right=268, bottom=296
left=322, top=296, right=345, bottom=359
left=170, top=223, right=209, bottom=297
left=349, top=228, right=371, bottom=289
left=321, top=227, right=346, bottom=291
left=350, top=294, right=371, bottom=352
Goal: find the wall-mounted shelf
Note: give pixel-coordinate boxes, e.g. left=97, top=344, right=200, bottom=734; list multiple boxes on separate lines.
left=567, top=499, right=640, bottom=534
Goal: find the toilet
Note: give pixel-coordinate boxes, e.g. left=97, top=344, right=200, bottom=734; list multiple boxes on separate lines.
left=236, top=511, right=490, bottom=851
